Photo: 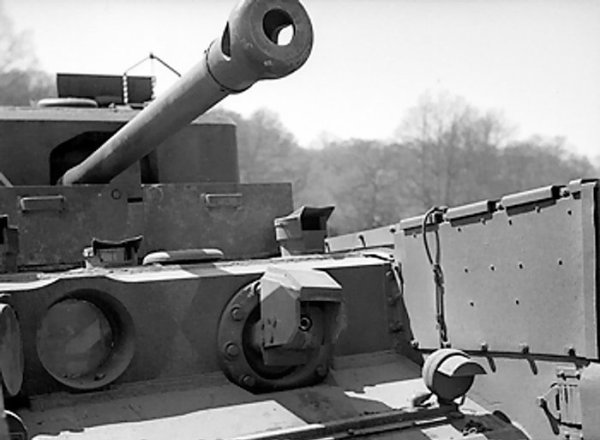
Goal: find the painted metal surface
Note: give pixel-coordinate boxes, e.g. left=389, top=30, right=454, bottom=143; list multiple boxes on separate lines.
left=0, top=185, right=136, bottom=268
left=36, top=300, right=115, bottom=387
left=399, top=180, right=599, bottom=358
left=142, top=182, right=293, bottom=259
left=581, top=363, right=600, bottom=439
left=2, top=0, right=595, bottom=436
left=0, top=182, right=292, bottom=268
left=1, top=255, right=393, bottom=397
left=217, top=267, right=344, bottom=391
left=0, top=304, right=23, bottom=397
left=0, top=110, right=237, bottom=186
left=397, top=179, right=600, bottom=438
left=17, top=351, right=525, bottom=439
left=464, top=354, right=600, bottom=440
left=275, top=206, right=334, bottom=256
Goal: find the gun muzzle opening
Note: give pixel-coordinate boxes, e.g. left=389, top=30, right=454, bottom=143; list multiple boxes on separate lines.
left=209, top=0, right=313, bottom=91
left=263, top=9, right=295, bottom=46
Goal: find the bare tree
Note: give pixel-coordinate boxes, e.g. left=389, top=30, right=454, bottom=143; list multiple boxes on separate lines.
left=396, top=92, right=511, bottom=208
left=303, top=139, right=414, bottom=233
left=210, top=107, right=311, bottom=196
left=210, top=95, right=597, bottom=235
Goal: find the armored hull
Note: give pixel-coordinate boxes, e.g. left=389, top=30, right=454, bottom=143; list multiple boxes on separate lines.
left=0, top=0, right=598, bottom=439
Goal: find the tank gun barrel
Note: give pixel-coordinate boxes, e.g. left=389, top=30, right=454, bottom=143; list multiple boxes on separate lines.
left=60, top=0, right=312, bottom=185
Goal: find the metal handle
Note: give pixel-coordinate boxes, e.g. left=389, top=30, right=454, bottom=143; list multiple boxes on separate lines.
left=19, top=195, right=65, bottom=213
left=202, top=193, right=242, bottom=208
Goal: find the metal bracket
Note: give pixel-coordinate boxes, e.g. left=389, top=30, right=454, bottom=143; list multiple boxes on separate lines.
left=538, top=366, right=582, bottom=439
left=83, top=236, right=143, bottom=268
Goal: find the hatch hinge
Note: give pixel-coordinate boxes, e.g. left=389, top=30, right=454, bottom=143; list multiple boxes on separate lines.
left=537, top=366, right=582, bottom=439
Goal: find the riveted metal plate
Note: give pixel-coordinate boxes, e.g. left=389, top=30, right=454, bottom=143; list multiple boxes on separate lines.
left=0, top=185, right=137, bottom=268
left=143, top=183, right=292, bottom=259
left=399, top=181, right=598, bottom=358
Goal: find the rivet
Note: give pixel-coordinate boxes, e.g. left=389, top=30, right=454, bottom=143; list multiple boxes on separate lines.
left=241, top=375, right=256, bottom=388
left=111, top=189, right=122, bottom=200
left=519, top=343, right=530, bottom=354
left=230, top=306, right=244, bottom=321
left=489, top=265, right=495, bottom=271
left=480, top=342, right=489, bottom=352
left=388, top=321, right=403, bottom=333
left=518, top=262, right=524, bottom=269
left=315, top=364, right=328, bottom=377
left=224, top=342, right=240, bottom=358
left=299, top=315, right=312, bottom=331
left=410, top=340, right=420, bottom=349
left=567, top=346, right=576, bottom=357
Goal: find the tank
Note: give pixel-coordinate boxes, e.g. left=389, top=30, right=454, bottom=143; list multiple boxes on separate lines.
left=0, top=0, right=598, bottom=439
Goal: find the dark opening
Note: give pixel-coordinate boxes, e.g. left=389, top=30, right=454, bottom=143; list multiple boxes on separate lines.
left=49, top=131, right=115, bottom=184
left=221, top=23, right=232, bottom=58
left=300, top=215, right=323, bottom=231
left=262, top=9, right=295, bottom=46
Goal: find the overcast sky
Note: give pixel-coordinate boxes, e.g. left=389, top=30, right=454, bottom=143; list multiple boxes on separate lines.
left=5, top=0, right=600, bottom=160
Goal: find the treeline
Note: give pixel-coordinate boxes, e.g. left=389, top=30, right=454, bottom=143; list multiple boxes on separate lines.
left=211, top=94, right=597, bottom=235
left=0, top=0, right=55, bottom=105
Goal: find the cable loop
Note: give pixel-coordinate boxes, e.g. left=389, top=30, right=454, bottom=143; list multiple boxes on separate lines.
left=421, top=206, right=449, bottom=347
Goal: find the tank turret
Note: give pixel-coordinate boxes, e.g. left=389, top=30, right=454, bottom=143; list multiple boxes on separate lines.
left=0, top=0, right=313, bottom=268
